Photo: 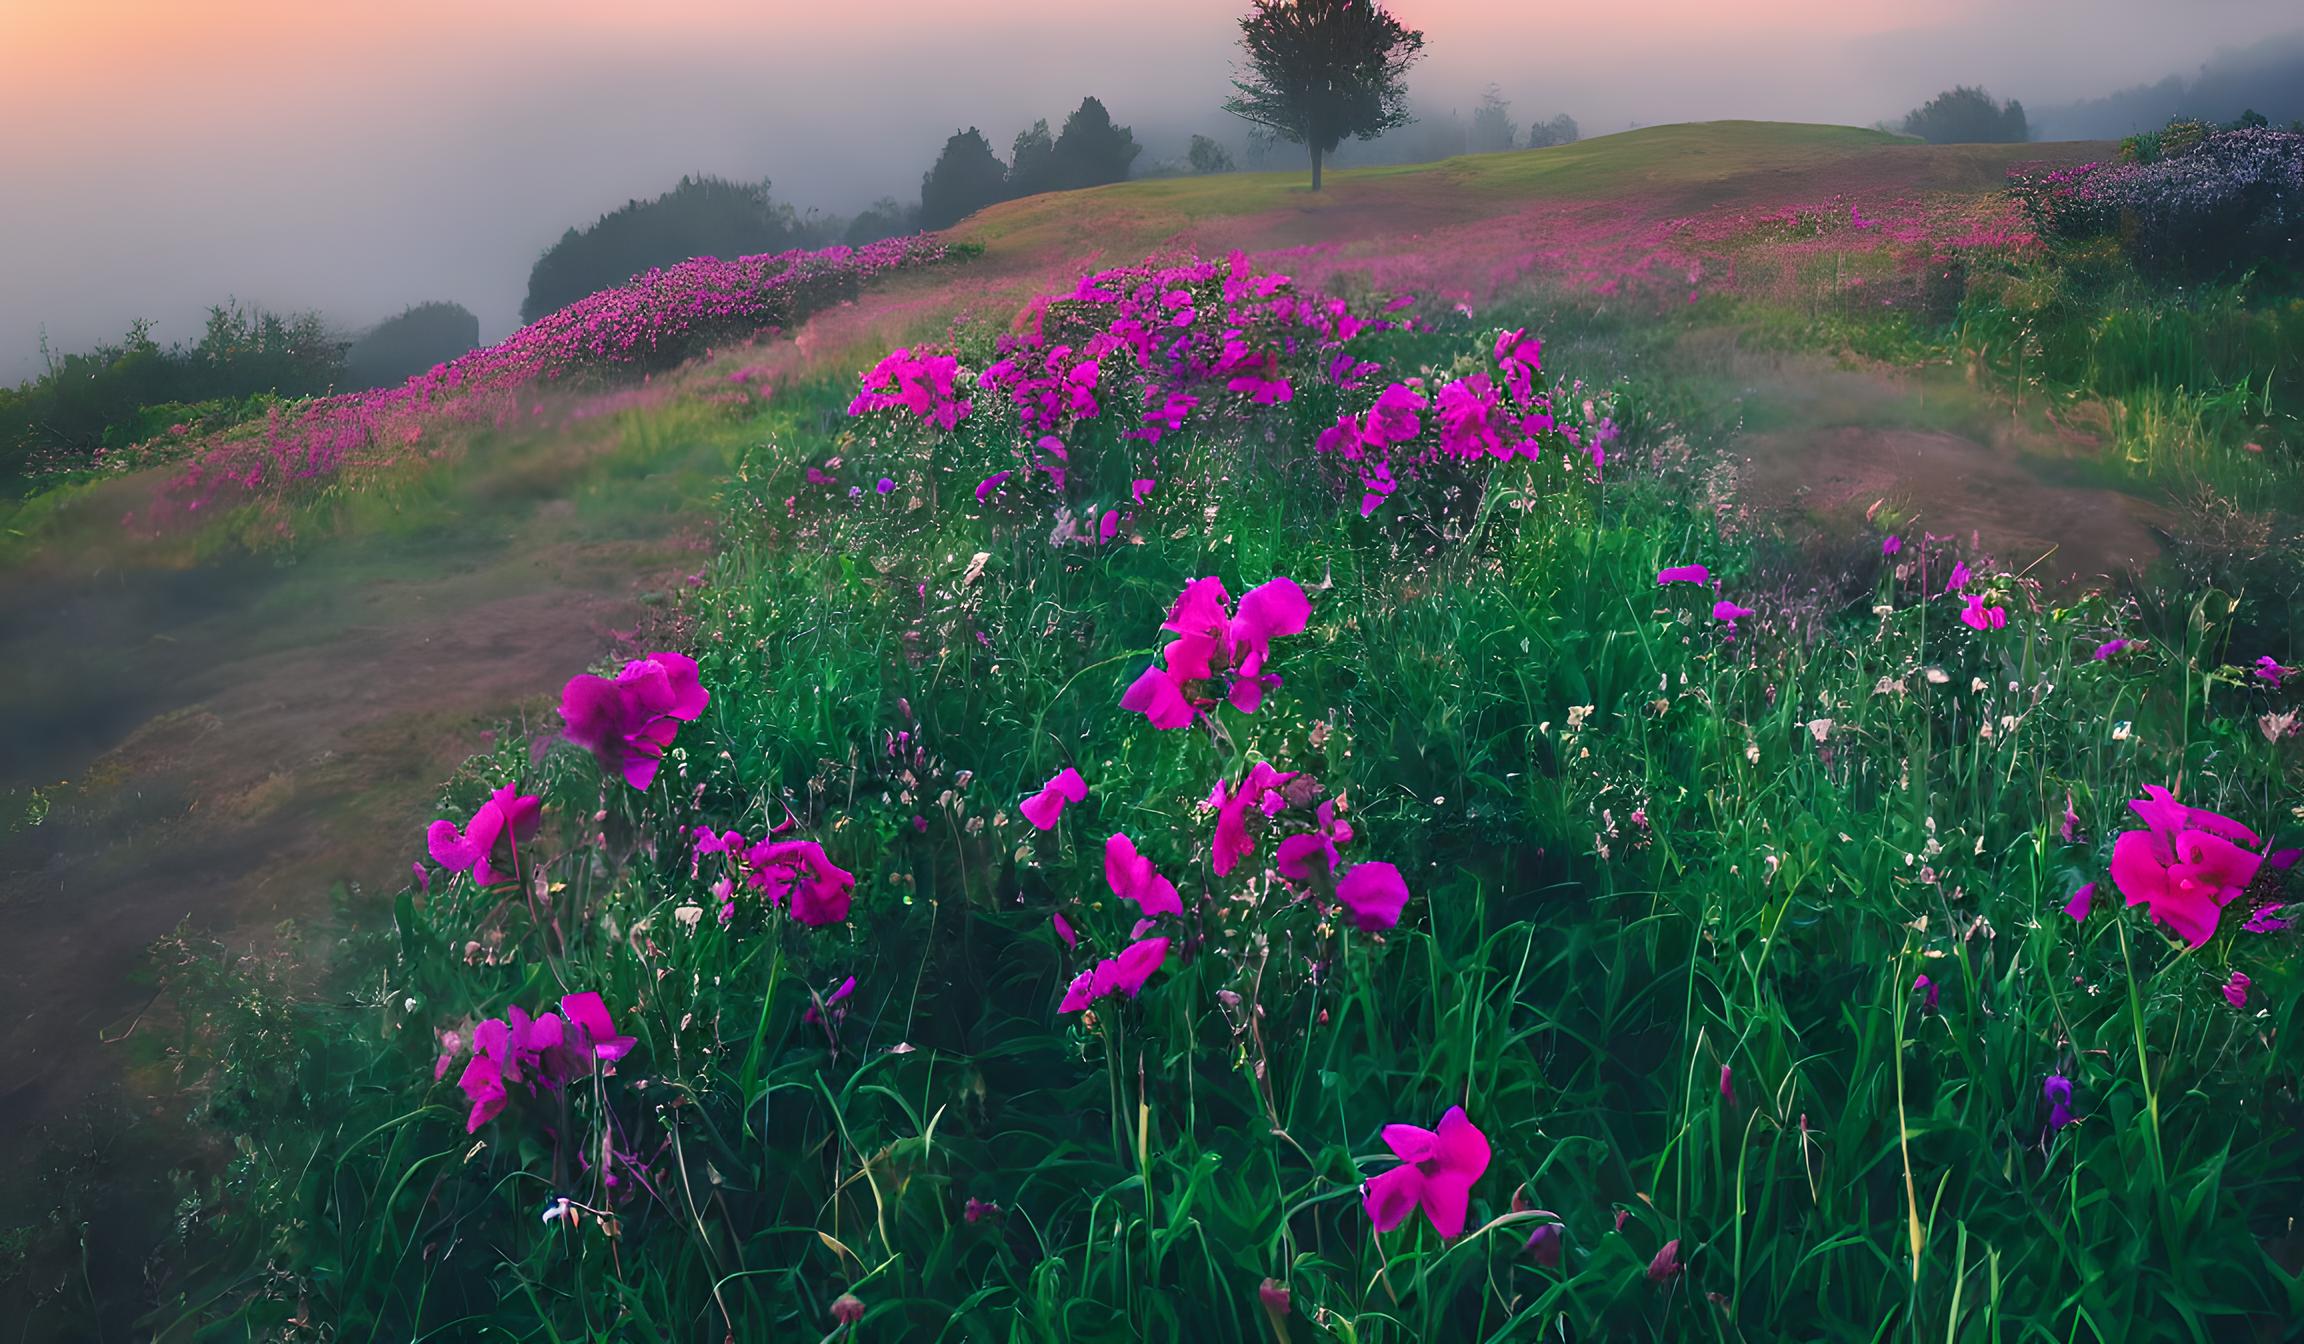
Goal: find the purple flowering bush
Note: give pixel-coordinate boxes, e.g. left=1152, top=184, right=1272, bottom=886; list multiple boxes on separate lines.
left=2010, top=126, right=2304, bottom=279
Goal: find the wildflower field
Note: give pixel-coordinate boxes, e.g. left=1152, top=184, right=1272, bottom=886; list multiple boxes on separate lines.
left=7, top=124, right=2301, bottom=1342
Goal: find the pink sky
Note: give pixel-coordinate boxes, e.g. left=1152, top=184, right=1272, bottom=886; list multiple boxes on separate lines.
left=2, top=0, right=2294, bottom=372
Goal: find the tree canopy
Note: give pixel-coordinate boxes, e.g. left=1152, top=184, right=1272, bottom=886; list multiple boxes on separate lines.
left=520, top=176, right=795, bottom=323
left=1902, top=86, right=2029, bottom=144
left=1221, top=0, right=1425, bottom=190
left=920, top=128, right=1010, bottom=230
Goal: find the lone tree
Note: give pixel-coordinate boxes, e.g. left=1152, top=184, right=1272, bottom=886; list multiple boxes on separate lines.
left=1469, top=84, right=1517, bottom=153
left=1222, top=0, right=1425, bottom=191
left=919, top=128, right=1009, bottom=230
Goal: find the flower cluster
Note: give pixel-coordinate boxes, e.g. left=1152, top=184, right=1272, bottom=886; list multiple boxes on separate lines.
left=559, top=651, right=711, bottom=791
left=436, top=991, right=636, bottom=1132
left=1123, top=576, right=1311, bottom=726
left=154, top=235, right=949, bottom=519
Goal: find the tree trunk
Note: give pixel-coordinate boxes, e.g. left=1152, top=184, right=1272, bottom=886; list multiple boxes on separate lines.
left=1310, top=145, right=1323, bottom=192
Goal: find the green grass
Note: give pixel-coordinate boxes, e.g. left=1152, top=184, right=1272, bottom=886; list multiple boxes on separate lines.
left=953, top=122, right=2049, bottom=262
left=119, top=255, right=2304, bottom=1342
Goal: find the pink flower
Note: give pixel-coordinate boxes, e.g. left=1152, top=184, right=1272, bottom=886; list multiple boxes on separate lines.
left=2092, top=638, right=2131, bottom=661
left=1434, top=376, right=1506, bottom=459
left=1524, top=1220, right=1563, bottom=1267
left=426, top=782, right=542, bottom=887
left=1161, top=575, right=1311, bottom=714
left=561, top=991, right=636, bottom=1063
left=1365, top=382, right=1427, bottom=444
left=2256, top=655, right=2291, bottom=685
left=1105, top=833, right=1182, bottom=917
left=2109, top=786, right=2264, bottom=947
left=1648, top=1238, right=1684, bottom=1283
left=804, top=975, right=858, bottom=1025
left=1712, top=599, right=1755, bottom=626
left=559, top=651, right=710, bottom=791
left=1335, top=861, right=1410, bottom=932
left=1719, top=1063, right=1737, bottom=1106
left=1061, top=935, right=1172, bottom=1012
left=2063, top=881, right=2095, bottom=922
left=1656, top=564, right=1711, bottom=586
left=1494, top=328, right=1543, bottom=402
left=1958, top=593, right=2007, bottom=631
left=1120, top=664, right=1195, bottom=729
left=2242, top=904, right=2291, bottom=934
left=1211, top=762, right=1294, bottom=877
left=1362, top=1105, right=1491, bottom=1238
left=1880, top=535, right=1901, bottom=556
left=1051, top=911, right=1077, bottom=946
left=1913, top=974, right=1939, bottom=1012
left=974, top=470, right=1011, bottom=502
left=1944, top=560, right=1971, bottom=593
left=743, top=838, right=856, bottom=926
left=1020, top=767, right=1088, bottom=831
left=2222, top=971, right=2250, bottom=1009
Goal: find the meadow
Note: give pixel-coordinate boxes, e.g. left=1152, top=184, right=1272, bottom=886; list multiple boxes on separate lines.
left=4, top=124, right=2300, bottom=1342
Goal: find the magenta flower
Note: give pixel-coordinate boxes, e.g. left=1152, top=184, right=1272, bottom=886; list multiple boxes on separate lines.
left=1336, top=861, right=1410, bottom=932
left=2092, top=638, right=2131, bottom=661
left=743, top=838, right=856, bottom=926
left=2043, top=1073, right=2075, bottom=1131
left=1362, top=1105, right=1491, bottom=1238
left=2063, top=881, right=2095, bottom=923
left=1051, top=911, right=1077, bottom=946
left=1945, top=560, right=1972, bottom=593
left=1120, top=664, right=1195, bottom=728
left=2109, top=786, right=2264, bottom=947
left=1020, top=767, right=1088, bottom=831
left=559, top=651, right=710, bottom=791
left=974, top=470, right=1011, bottom=502
left=427, top=782, right=542, bottom=887
left=1275, top=800, right=1355, bottom=883
left=875, top=476, right=895, bottom=494
left=1958, top=593, right=2007, bottom=631
left=1161, top=576, right=1311, bottom=714
left=1656, top=564, right=1711, bottom=586
left=1494, top=328, right=1543, bottom=402
left=1105, top=833, right=1183, bottom=917
left=2222, top=971, right=2250, bottom=1009
left=1719, top=1064, right=1737, bottom=1107
left=2256, top=656, right=2291, bottom=686
left=1914, top=974, right=1939, bottom=1012
left=1060, top=935, right=1172, bottom=1012
left=561, top=991, right=637, bottom=1063
left=1211, top=762, right=1294, bottom=876
left=1881, top=535, right=1901, bottom=556
left=1712, top=599, right=1755, bottom=626
left=2060, top=794, right=2080, bottom=843
left=1524, top=1220, right=1563, bottom=1267
left=1648, top=1239, right=1684, bottom=1284
left=1366, top=382, right=1427, bottom=443
left=2242, top=904, right=2291, bottom=934
left=804, top=975, right=857, bottom=1025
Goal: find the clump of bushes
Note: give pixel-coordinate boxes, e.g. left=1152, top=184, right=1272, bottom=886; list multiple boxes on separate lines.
left=2010, top=122, right=2304, bottom=280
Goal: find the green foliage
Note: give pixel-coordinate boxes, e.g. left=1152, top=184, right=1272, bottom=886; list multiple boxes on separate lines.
left=148, top=287, right=2303, bottom=1340
left=344, top=300, right=480, bottom=389
left=1050, top=96, right=1142, bottom=190
left=921, top=128, right=1012, bottom=231
left=0, top=304, right=343, bottom=489
left=521, top=175, right=801, bottom=323
left=1469, top=85, right=1516, bottom=154
left=1524, top=113, right=1580, bottom=150
left=1903, top=86, right=2029, bottom=145
left=1188, top=135, right=1237, bottom=176
left=1222, top=0, right=1427, bottom=189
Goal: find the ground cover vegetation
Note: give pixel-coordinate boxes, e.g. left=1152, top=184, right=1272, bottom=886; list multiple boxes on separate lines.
left=122, top=206, right=2304, bottom=1339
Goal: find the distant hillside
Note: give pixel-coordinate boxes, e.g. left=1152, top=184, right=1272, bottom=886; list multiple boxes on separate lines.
left=2032, top=32, right=2304, bottom=139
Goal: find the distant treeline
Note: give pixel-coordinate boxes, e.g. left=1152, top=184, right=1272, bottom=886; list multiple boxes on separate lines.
left=919, top=97, right=1143, bottom=229
left=2031, top=32, right=2304, bottom=141
left=1, top=300, right=481, bottom=489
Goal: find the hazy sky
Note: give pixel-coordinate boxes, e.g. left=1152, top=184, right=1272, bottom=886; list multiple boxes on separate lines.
left=2, top=0, right=2295, bottom=377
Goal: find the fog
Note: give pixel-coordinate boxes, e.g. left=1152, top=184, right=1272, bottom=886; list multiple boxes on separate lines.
left=3, top=0, right=2297, bottom=379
